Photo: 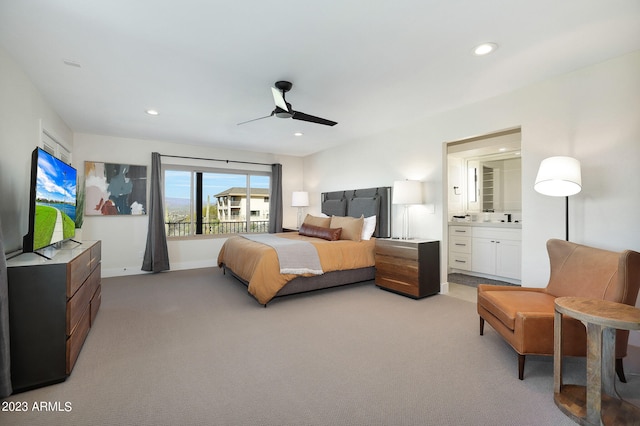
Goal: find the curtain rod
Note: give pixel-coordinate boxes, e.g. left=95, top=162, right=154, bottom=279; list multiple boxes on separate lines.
left=160, top=153, right=273, bottom=167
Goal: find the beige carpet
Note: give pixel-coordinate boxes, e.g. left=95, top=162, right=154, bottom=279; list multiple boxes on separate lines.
left=3, top=268, right=639, bottom=426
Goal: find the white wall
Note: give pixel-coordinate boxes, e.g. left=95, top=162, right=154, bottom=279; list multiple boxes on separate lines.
left=304, top=51, right=640, bottom=344
left=0, top=46, right=73, bottom=252
left=72, top=133, right=304, bottom=276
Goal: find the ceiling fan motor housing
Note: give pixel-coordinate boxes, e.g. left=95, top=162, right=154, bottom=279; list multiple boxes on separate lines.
left=275, top=105, right=293, bottom=118
left=275, top=80, right=293, bottom=92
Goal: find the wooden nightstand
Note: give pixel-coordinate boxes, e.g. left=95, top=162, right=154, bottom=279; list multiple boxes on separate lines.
left=375, top=238, right=440, bottom=299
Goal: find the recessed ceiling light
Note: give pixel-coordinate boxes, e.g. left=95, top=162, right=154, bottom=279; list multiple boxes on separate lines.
left=473, top=42, right=498, bottom=56
left=146, top=109, right=159, bottom=116
left=294, top=132, right=303, bottom=136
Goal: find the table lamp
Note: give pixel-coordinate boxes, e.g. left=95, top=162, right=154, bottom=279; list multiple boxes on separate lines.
left=392, top=180, right=423, bottom=239
left=291, top=191, right=309, bottom=229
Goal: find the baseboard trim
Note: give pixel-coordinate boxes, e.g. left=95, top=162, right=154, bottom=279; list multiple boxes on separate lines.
left=102, top=260, right=217, bottom=278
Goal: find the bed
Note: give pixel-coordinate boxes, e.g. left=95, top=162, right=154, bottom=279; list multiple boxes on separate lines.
left=218, top=186, right=391, bottom=305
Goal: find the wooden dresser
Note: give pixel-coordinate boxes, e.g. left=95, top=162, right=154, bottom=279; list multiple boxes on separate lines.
left=6, top=240, right=102, bottom=393
left=375, top=238, right=440, bottom=299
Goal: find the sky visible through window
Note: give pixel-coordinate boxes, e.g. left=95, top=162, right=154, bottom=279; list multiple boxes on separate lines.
left=164, top=171, right=269, bottom=200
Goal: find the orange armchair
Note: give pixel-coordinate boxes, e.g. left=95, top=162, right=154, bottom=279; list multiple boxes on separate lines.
left=477, top=239, right=640, bottom=380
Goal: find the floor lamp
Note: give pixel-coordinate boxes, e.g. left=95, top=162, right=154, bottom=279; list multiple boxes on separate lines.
left=291, top=191, right=309, bottom=229
left=534, top=156, right=582, bottom=241
left=392, top=180, right=423, bottom=240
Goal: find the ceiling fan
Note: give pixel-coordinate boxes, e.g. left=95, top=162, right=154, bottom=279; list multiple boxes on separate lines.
left=238, top=81, right=337, bottom=127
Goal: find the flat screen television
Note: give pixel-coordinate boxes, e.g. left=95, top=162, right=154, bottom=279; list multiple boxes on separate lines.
left=23, top=147, right=78, bottom=253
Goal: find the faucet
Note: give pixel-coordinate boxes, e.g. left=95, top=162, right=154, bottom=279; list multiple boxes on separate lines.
left=504, top=213, right=512, bottom=223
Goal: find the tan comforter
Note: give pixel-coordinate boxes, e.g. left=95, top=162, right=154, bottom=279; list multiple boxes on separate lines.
left=217, top=233, right=376, bottom=304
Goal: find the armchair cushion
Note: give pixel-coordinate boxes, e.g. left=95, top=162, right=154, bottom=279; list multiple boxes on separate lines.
left=478, top=287, right=552, bottom=331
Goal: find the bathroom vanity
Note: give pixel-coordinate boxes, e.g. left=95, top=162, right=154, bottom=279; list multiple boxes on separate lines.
left=448, top=222, right=521, bottom=283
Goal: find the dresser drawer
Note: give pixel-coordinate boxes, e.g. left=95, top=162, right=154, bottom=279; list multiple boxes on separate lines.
left=90, top=241, right=101, bottom=270
left=68, top=249, right=91, bottom=297
left=66, top=305, right=90, bottom=374
left=91, top=284, right=101, bottom=325
left=66, top=266, right=100, bottom=335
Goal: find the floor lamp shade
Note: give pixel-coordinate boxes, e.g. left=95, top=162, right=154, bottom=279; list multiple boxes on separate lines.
left=534, top=156, right=581, bottom=242
left=534, top=156, right=582, bottom=197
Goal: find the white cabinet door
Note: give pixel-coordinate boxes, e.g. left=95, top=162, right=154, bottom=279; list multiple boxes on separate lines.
left=496, top=239, right=521, bottom=279
left=472, top=237, right=496, bottom=275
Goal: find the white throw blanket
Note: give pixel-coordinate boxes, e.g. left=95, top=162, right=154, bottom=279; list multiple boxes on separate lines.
left=240, top=234, right=323, bottom=275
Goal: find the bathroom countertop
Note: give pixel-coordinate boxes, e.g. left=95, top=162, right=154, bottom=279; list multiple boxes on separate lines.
left=448, top=221, right=522, bottom=229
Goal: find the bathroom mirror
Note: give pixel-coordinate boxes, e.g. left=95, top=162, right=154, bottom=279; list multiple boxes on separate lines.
left=467, top=156, right=521, bottom=212
left=447, top=127, right=522, bottom=217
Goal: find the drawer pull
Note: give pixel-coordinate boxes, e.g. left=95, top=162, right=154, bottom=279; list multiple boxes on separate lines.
left=455, top=243, right=466, bottom=246
left=455, top=230, right=467, bottom=233
left=455, top=260, right=467, bottom=263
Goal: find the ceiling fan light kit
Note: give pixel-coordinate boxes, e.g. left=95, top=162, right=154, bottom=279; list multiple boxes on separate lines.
left=238, top=81, right=337, bottom=127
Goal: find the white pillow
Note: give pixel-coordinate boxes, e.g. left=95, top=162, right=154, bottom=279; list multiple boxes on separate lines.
left=361, top=215, right=376, bottom=240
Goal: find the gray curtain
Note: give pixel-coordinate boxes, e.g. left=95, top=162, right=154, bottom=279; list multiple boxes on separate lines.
left=142, top=152, right=170, bottom=272
left=268, top=163, right=283, bottom=233
left=0, top=218, right=12, bottom=397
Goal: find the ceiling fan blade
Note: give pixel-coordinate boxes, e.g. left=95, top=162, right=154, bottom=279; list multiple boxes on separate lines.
left=291, top=110, right=337, bottom=126
left=237, top=111, right=274, bottom=126
left=271, top=87, right=289, bottom=111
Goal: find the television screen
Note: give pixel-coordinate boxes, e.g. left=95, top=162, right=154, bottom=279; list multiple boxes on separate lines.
left=24, top=148, right=77, bottom=252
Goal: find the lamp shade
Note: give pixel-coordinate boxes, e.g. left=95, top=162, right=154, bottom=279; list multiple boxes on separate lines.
left=534, top=156, right=582, bottom=197
left=291, top=191, right=309, bottom=207
left=392, top=180, right=423, bottom=205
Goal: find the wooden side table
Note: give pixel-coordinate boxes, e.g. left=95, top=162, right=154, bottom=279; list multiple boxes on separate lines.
left=554, top=297, right=640, bottom=425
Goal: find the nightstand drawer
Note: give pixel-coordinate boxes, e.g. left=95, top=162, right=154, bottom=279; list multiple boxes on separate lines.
left=375, top=242, right=418, bottom=260
left=375, top=255, right=419, bottom=283
left=375, top=275, right=420, bottom=298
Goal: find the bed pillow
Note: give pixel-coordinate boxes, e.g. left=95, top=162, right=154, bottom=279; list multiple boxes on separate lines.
left=303, top=214, right=331, bottom=228
left=298, top=223, right=342, bottom=241
left=361, top=215, right=376, bottom=240
left=330, top=215, right=364, bottom=242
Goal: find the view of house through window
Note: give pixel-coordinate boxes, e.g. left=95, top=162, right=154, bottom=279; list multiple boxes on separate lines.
left=164, top=168, right=270, bottom=237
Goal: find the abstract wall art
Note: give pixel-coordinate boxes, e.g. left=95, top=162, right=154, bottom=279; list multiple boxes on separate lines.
left=84, top=161, right=147, bottom=216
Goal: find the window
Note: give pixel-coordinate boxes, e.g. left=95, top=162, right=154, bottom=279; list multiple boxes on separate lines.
left=41, top=126, right=72, bottom=165
left=163, top=166, right=271, bottom=237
